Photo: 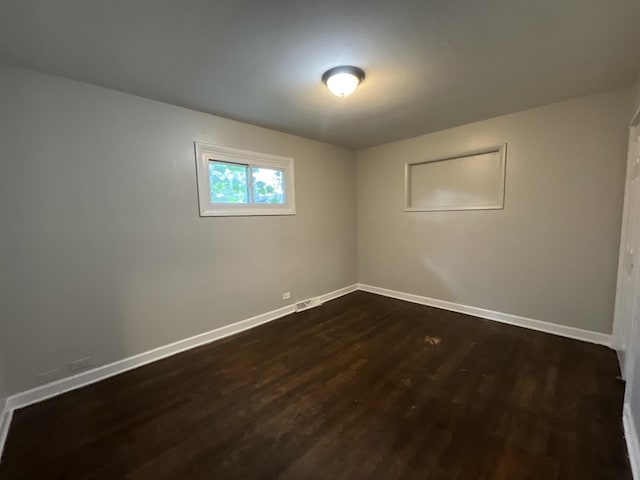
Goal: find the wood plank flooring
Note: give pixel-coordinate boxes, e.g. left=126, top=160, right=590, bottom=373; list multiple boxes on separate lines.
left=0, top=291, right=631, bottom=479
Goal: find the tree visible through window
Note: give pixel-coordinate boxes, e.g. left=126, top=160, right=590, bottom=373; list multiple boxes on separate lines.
left=208, top=162, right=285, bottom=205
left=209, top=161, right=249, bottom=203
left=252, top=167, right=284, bottom=204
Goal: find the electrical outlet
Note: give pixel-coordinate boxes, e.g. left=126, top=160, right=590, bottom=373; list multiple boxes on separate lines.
left=282, top=291, right=291, bottom=300
left=37, top=369, right=60, bottom=385
left=70, top=357, right=93, bottom=373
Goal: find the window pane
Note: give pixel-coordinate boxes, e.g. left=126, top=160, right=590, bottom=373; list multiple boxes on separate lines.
left=252, top=167, right=285, bottom=204
left=209, top=161, right=249, bottom=204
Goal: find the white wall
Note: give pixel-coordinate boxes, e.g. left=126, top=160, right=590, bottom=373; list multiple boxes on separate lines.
left=634, top=78, right=640, bottom=118
left=0, top=348, right=6, bottom=414
left=623, top=75, right=640, bottom=471
left=0, top=64, right=357, bottom=395
left=357, top=88, right=631, bottom=334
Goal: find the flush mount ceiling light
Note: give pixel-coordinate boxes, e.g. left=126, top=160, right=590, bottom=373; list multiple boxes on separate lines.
left=322, top=66, right=365, bottom=97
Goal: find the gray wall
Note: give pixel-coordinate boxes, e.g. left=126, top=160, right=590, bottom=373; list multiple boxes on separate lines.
left=357, top=88, right=631, bottom=334
left=0, top=64, right=357, bottom=395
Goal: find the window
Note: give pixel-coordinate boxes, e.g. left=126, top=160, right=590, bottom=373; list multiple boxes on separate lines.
left=195, top=142, right=296, bottom=216
left=405, top=144, right=506, bottom=212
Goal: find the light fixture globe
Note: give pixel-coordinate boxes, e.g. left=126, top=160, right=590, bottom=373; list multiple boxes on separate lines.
left=322, top=66, right=365, bottom=97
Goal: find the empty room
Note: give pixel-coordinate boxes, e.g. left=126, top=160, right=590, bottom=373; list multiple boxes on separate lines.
left=1, top=1, right=640, bottom=479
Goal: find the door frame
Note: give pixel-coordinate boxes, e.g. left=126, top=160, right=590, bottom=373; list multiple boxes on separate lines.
left=612, top=103, right=640, bottom=379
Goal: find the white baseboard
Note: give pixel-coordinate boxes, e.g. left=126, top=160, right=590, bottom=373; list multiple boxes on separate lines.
left=0, top=403, right=12, bottom=463
left=358, top=284, right=612, bottom=347
left=5, top=284, right=358, bottom=412
left=624, top=404, right=640, bottom=480
left=618, top=350, right=627, bottom=380
left=319, top=284, right=358, bottom=303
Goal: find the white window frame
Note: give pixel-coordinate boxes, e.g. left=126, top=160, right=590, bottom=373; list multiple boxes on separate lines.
left=195, top=142, right=296, bottom=217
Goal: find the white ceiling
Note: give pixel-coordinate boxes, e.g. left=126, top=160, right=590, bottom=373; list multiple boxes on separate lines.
left=0, top=0, right=639, bottom=149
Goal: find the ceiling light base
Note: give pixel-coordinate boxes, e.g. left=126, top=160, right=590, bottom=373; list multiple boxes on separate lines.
left=322, top=66, right=365, bottom=97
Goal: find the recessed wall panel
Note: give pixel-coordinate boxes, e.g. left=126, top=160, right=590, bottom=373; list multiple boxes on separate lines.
left=406, top=145, right=506, bottom=211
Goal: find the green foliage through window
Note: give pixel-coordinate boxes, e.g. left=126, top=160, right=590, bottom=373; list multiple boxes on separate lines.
left=209, top=161, right=285, bottom=205
left=253, top=167, right=285, bottom=204
left=209, top=161, right=249, bottom=204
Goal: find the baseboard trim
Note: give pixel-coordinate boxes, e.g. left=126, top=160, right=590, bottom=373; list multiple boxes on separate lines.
left=319, top=284, right=358, bottom=303
left=618, top=349, right=627, bottom=380
left=0, top=405, right=12, bottom=463
left=357, top=284, right=612, bottom=347
left=624, top=404, right=640, bottom=480
left=5, top=284, right=358, bottom=412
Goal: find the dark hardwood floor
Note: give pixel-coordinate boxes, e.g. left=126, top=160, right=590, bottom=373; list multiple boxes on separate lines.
left=0, top=292, right=631, bottom=479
